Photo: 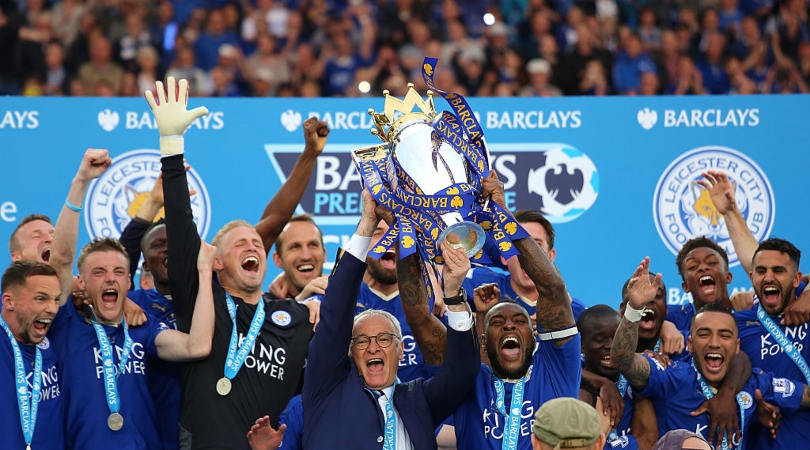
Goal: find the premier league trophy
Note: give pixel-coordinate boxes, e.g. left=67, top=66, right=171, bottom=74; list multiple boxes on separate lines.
left=352, top=57, right=528, bottom=284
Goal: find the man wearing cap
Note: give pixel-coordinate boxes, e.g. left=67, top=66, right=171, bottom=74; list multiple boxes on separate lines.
left=518, top=59, right=563, bottom=97
left=532, top=398, right=606, bottom=450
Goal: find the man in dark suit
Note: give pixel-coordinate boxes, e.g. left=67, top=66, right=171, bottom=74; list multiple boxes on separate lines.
left=299, top=190, right=480, bottom=450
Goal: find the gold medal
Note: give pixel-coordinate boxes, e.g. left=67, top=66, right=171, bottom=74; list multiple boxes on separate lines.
left=107, top=412, right=124, bottom=431
left=216, top=377, right=232, bottom=396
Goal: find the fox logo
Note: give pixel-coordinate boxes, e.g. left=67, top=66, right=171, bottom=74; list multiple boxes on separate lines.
left=690, top=180, right=736, bottom=227
left=124, top=186, right=165, bottom=221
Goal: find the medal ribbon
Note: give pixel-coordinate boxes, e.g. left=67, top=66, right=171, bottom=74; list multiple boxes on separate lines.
left=0, top=314, right=42, bottom=448
left=756, top=304, right=810, bottom=385
left=224, top=293, right=265, bottom=380
left=492, top=369, right=529, bottom=450
left=607, top=375, right=629, bottom=441
left=91, top=316, right=133, bottom=417
left=691, top=361, right=745, bottom=449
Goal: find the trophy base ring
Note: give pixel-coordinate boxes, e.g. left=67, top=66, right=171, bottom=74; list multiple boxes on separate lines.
left=437, top=222, right=486, bottom=258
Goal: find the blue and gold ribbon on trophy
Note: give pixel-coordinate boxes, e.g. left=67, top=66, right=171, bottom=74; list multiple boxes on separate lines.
left=352, top=57, right=530, bottom=298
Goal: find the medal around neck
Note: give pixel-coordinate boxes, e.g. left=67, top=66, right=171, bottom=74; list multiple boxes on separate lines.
left=108, top=412, right=124, bottom=431
left=351, top=57, right=529, bottom=272
left=216, top=377, right=232, bottom=396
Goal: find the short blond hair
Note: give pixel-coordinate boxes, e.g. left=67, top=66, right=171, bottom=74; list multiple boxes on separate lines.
left=211, top=219, right=254, bottom=248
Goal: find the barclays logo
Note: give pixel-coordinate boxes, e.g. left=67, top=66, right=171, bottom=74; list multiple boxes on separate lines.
left=637, top=108, right=657, bottom=130
left=637, top=108, right=759, bottom=129
left=281, top=109, right=302, bottom=132
left=526, top=146, right=599, bottom=224
left=98, top=109, right=119, bottom=131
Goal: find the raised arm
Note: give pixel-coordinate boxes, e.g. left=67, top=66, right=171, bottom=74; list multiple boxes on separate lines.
left=119, top=175, right=164, bottom=287
left=146, top=77, right=209, bottom=331
left=51, top=148, right=112, bottom=302
left=156, top=240, right=217, bottom=361
left=256, top=118, right=328, bottom=253
left=611, top=257, right=662, bottom=391
left=482, top=170, right=574, bottom=346
left=698, top=170, right=758, bottom=273
left=303, top=190, right=374, bottom=399
left=397, top=252, right=448, bottom=365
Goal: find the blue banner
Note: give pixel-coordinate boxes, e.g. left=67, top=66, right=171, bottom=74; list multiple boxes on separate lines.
left=1, top=95, right=807, bottom=307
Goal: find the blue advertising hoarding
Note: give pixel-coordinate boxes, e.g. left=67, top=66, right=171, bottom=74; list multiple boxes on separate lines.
left=1, top=94, right=807, bottom=308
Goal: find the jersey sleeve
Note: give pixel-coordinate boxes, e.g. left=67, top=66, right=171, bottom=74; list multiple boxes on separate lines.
left=161, top=154, right=202, bottom=333
left=539, top=333, right=582, bottom=398
left=636, top=355, right=679, bottom=400
left=279, top=395, right=303, bottom=450
left=144, top=315, right=171, bottom=358
left=750, top=369, right=804, bottom=416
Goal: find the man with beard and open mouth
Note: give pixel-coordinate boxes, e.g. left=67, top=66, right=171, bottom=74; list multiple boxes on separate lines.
left=47, top=237, right=217, bottom=449
left=299, top=190, right=479, bottom=450
left=395, top=171, right=581, bottom=449
left=578, top=305, right=657, bottom=450
left=150, top=77, right=320, bottom=449
left=0, top=261, right=65, bottom=449
left=612, top=256, right=810, bottom=448
left=734, top=238, right=810, bottom=449
left=116, top=114, right=327, bottom=450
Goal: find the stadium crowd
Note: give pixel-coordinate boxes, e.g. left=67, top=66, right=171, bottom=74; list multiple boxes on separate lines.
left=0, top=0, right=809, bottom=97
left=3, top=77, right=810, bottom=450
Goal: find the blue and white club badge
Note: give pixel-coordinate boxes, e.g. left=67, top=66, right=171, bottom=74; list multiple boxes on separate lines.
left=271, top=311, right=292, bottom=327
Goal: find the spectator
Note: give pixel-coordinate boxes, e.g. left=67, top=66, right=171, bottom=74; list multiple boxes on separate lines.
left=245, top=33, right=290, bottom=90
left=14, top=0, right=51, bottom=80
left=580, top=59, right=611, bottom=94
left=639, top=71, right=661, bottom=94
left=519, top=58, right=563, bottom=96
left=135, top=45, right=160, bottom=94
left=639, top=7, right=663, bottom=52
left=0, top=8, right=20, bottom=94
left=613, top=32, right=657, bottom=94
left=194, top=9, right=238, bottom=71
left=454, top=46, right=487, bottom=95
left=166, top=45, right=210, bottom=95
left=43, top=40, right=68, bottom=95
left=322, top=28, right=372, bottom=97
left=115, top=13, right=156, bottom=73
left=657, top=30, right=682, bottom=92
left=697, top=31, right=730, bottom=93
left=673, top=54, right=705, bottom=94
left=718, top=0, right=744, bottom=36
left=50, top=0, right=84, bottom=47
left=725, top=55, right=758, bottom=93
left=557, top=24, right=613, bottom=94
left=78, top=36, right=124, bottom=95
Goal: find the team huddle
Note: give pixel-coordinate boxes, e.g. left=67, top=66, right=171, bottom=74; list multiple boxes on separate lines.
left=2, top=77, right=808, bottom=450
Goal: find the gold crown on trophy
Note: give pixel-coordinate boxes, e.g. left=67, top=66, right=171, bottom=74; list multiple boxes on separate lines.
left=368, top=83, right=437, bottom=143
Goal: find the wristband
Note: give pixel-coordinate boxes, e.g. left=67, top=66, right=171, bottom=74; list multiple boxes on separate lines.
left=443, top=288, right=466, bottom=306
left=159, top=136, right=184, bottom=156
left=624, top=304, right=644, bottom=323
left=538, top=325, right=578, bottom=342
left=65, top=199, right=82, bottom=212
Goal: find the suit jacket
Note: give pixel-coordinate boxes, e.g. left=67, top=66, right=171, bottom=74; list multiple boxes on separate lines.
left=302, top=252, right=479, bottom=449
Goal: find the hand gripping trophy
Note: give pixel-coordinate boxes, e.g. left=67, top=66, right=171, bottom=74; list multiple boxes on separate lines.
left=352, top=57, right=529, bottom=289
